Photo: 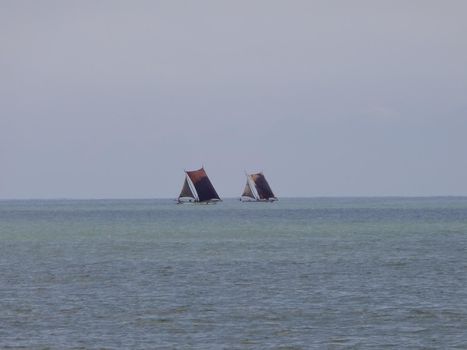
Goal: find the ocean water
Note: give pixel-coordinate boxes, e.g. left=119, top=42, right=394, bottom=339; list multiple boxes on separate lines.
left=1, top=197, right=467, bottom=349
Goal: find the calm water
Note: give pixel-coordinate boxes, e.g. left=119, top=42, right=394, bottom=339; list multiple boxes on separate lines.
left=1, top=198, right=467, bottom=349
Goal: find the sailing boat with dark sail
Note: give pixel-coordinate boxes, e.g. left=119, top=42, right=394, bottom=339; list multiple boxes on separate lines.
left=241, top=172, right=277, bottom=202
left=178, top=167, right=221, bottom=204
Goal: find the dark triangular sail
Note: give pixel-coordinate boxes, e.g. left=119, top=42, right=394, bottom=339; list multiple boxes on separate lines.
left=241, top=178, right=255, bottom=198
left=250, top=173, right=276, bottom=200
left=186, top=168, right=220, bottom=202
left=178, top=177, right=195, bottom=199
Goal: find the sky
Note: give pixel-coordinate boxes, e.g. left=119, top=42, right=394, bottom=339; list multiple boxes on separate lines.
left=1, top=1, right=467, bottom=199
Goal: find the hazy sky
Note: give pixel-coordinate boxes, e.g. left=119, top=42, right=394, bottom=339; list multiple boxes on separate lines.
left=1, top=1, right=467, bottom=198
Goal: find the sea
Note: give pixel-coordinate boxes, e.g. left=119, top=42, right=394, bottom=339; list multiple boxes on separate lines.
left=1, top=197, right=467, bottom=349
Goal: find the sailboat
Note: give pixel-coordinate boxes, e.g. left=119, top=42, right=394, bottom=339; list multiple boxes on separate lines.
left=241, top=172, right=278, bottom=202
left=178, top=167, right=221, bottom=204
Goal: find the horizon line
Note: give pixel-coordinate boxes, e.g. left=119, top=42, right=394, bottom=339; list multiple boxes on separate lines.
left=1, top=195, right=467, bottom=201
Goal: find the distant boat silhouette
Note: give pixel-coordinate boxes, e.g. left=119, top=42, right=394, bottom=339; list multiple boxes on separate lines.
left=178, top=167, right=221, bottom=204
left=241, top=172, right=277, bottom=202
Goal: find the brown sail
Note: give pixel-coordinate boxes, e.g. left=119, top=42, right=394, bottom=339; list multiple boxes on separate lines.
left=250, top=172, right=276, bottom=200
left=186, top=167, right=220, bottom=202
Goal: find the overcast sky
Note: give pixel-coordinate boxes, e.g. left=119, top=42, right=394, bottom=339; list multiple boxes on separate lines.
left=1, top=1, right=466, bottom=198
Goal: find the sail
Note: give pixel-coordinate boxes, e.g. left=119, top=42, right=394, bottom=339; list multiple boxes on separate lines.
left=250, top=172, right=276, bottom=200
left=178, top=177, right=195, bottom=199
left=186, top=168, right=220, bottom=202
left=241, top=179, right=255, bottom=198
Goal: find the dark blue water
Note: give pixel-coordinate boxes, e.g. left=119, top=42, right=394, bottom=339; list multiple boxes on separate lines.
left=1, top=198, right=467, bottom=349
